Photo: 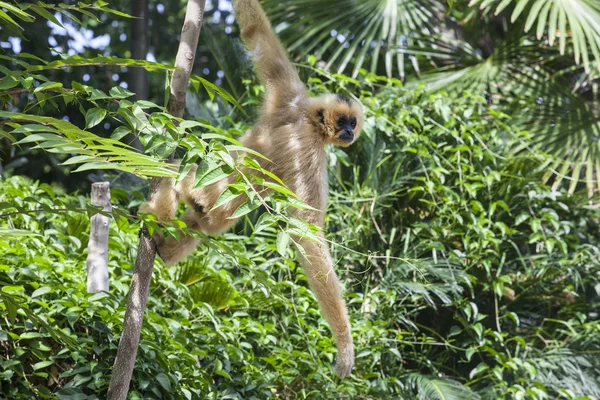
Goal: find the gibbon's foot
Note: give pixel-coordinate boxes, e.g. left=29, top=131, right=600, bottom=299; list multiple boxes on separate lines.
left=138, top=226, right=166, bottom=262
left=138, top=226, right=148, bottom=239
left=155, top=246, right=164, bottom=262
left=148, top=229, right=166, bottom=261
left=335, top=341, right=355, bottom=379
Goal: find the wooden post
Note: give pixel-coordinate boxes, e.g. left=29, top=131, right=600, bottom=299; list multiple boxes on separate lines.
left=107, top=1, right=207, bottom=398
left=86, top=182, right=111, bottom=293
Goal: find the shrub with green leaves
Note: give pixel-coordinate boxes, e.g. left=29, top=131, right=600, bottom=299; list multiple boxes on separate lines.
left=1, top=72, right=600, bottom=399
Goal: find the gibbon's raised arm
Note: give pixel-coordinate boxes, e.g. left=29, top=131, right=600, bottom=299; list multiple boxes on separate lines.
left=233, top=0, right=306, bottom=111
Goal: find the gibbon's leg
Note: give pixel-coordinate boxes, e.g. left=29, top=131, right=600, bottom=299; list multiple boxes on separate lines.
left=293, top=228, right=354, bottom=378
left=138, top=177, right=179, bottom=221
left=232, top=0, right=306, bottom=110
left=156, top=163, right=249, bottom=263
left=138, top=162, right=199, bottom=264
left=139, top=160, right=196, bottom=220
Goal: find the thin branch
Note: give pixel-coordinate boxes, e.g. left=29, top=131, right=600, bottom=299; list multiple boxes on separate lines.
left=107, top=1, right=207, bottom=399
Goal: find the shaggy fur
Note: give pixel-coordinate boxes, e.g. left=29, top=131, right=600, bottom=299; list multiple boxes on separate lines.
left=139, top=0, right=364, bottom=378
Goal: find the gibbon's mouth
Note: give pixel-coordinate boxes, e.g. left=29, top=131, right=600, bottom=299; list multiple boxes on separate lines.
left=338, top=129, right=354, bottom=143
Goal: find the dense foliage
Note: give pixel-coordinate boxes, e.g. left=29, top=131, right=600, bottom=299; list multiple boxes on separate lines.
left=1, top=0, right=600, bottom=399
left=2, top=77, right=599, bottom=398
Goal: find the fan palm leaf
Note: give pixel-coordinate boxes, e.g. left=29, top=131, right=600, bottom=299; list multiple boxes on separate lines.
left=472, top=0, right=600, bottom=72
left=262, top=0, right=446, bottom=79
left=408, top=373, right=481, bottom=400
left=529, top=348, right=600, bottom=398
left=516, top=93, right=600, bottom=195
left=408, top=35, right=600, bottom=195
left=176, top=260, right=238, bottom=309
left=380, top=261, right=470, bottom=307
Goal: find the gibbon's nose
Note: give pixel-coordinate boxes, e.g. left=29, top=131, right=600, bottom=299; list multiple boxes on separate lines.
left=339, top=129, right=354, bottom=143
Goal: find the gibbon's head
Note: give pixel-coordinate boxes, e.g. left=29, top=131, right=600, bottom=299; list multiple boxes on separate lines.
left=310, top=94, right=364, bottom=147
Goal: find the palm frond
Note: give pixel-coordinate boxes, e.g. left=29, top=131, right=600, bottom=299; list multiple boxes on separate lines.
left=472, top=0, right=600, bottom=71
left=409, top=35, right=600, bottom=195
left=408, top=373, right=481, bottom=400
left=380, top=261, right=469, bottom=308
left=407, top=36, right=549, bottom=95
left=515, top=91, right=600, bottom=196
left=529, top=349, right=600, bottom=398
left=262, top=0, right=446, bottom=79
left=176, top=260, right=238, bottom=309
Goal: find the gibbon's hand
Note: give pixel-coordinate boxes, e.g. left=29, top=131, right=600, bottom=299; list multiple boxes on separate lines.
left=335, top=339, right=355, bottom=379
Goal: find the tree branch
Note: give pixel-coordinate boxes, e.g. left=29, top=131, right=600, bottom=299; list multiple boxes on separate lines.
left=107, top=1, right=207, bottom=398
left=167, top=0, right=206, bottom=118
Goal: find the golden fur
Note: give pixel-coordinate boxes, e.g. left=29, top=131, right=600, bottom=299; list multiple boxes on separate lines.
left=139, top=0, right=363, bottom=378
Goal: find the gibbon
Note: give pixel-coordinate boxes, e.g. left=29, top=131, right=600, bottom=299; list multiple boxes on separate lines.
left=140, top=0, right=363, bottom=378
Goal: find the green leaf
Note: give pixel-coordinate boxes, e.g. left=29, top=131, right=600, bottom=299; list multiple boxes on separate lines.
left=510, top=0, right=531, bottom=22
left=34, top=81, right=63, bottom=93
left=0, top=2, right=34, bottom=22
left=85, top=108, right=107, bottom=128
left=469, top=363, right=489, bottom=380
left=229, top=200, right=261, bottom=219
left=20, top=332, right=43, bottom=339
left=31, top=287, right=52, bottom=298
left=88, top=88, right=109, bottom=101
left=88, top=292, right=109, bottom=302
left=515, top=212, right=530, bottom=225
left=211, top=185, right=244, bottom=211
left=109, top=86, right=135, bottom=99
left=2, top=286, right=25, bottom=294
left=276, top=230, right=290, bottom=256
left=55, top=388, right=90, bottom=400
left=198, top=165, right=233, bottom=187
left=30, top=6, right=64, bottom=28
left=111, top=126, right=131, bottom=141
left=32, top=360, right=53, bottom=370
left=408, top=374, right=481, bottom=400
left=190, top=76, right=246, bottom=115
left=0, top=9, right=22, bottom=30
left=0, top=76, right=19, bottom=91
left=156, top=373, right=172, bottom=391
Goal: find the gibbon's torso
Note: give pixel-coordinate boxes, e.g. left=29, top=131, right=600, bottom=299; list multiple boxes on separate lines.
left=239, top=97, right=329, bottom=226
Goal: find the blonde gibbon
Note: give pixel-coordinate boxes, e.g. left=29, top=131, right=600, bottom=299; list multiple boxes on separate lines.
left=139, top=0, right=364, bottom=378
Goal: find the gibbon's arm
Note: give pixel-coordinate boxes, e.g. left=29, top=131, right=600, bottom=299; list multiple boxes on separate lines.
left=233, top=0, right=306, bottom=111
left=293, top=210, right=354, bottom=378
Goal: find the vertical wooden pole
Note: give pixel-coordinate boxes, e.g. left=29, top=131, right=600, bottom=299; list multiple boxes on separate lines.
left=86, top=182, right=111, bottom=293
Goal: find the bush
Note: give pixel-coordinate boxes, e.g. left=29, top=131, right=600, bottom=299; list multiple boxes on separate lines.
left=1, top=78, right=599, bottom=399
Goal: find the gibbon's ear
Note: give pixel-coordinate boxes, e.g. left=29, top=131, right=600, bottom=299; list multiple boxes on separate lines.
left=317, top=109, right=325, bottom=124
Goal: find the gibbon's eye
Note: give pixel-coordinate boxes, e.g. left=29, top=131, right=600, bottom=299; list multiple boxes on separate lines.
left=337, top=115, right=352, bottom=129
left=350, top=117, right=357, bottom=129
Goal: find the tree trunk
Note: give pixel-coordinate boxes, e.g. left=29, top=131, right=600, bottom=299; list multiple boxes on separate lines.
left=130, top=0, right=149, bottom=101
left=126, top=0, right=150, bottom=151
left=107, top=1, right=207, bottom=399
left=86, top=182, right=111, bottom=293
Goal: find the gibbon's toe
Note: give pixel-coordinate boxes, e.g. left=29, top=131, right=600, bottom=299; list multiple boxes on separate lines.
left=335, top=344, right=355, bottom=379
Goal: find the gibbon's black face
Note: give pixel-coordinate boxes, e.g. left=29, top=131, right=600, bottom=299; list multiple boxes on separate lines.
left=336, top=114, right=358, bottom=144
left=315, top=94, right=364, bottom=147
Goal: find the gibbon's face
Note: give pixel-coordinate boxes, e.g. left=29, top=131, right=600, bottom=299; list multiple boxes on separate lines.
left=315, top=94, right=364, bottom=147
